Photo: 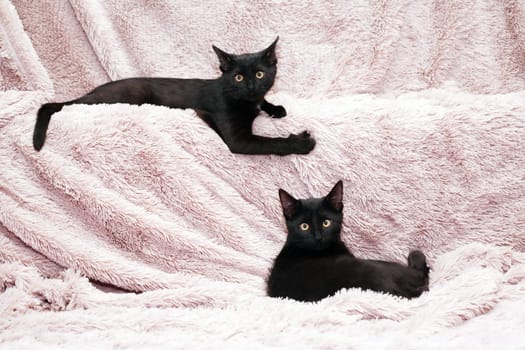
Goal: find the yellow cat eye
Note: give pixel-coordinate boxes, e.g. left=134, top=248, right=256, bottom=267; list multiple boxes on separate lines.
left=255, top=71, right=265, bottom=79
left=234, top=74, right=244, bottom=82
left=322, top=219, right=332, bottom=228
left=299, top=223, right=310, bottom=231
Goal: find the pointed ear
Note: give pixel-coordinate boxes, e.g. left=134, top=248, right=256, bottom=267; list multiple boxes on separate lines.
left=279, top=188, right=299, bottom=219
left=261, top=36, right=278, bottom=65
left=325, top=181, right=343, bottom=211
left=212, top=45, right=234, bottom=72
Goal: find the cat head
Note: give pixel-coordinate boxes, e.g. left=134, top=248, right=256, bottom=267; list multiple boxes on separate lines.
left=278, top=181, right=344, bottom=251
left=212, top=37, right=278, bottom=102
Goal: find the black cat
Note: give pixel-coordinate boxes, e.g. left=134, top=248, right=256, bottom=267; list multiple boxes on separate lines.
left=32, top=37, right=315, bottom=155
left=267, top=181, right=430, bottom=302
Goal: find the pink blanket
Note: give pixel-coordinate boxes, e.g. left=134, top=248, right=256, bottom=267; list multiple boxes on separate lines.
left=1, top=1, right=525, bottom=348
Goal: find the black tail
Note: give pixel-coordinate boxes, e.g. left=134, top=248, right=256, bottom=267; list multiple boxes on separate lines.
left=33, top=102, right=65, bottom=151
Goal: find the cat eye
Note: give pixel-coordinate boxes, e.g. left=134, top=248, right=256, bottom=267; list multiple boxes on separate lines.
left=322, top=219, right=332, bottom=228
left=299, top=223, right=310, bottom=231
left=234, top=74, right=244, bottom=82
left=255, top=71, right=265, bottom=79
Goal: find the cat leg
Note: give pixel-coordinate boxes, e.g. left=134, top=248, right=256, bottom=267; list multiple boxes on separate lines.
left=261, top=99, right=287, bottom=118
left=224, top=132, right=315, bottom=155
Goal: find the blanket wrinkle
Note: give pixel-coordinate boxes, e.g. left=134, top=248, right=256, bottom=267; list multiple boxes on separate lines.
left=2, top=0, right=525, bottom=348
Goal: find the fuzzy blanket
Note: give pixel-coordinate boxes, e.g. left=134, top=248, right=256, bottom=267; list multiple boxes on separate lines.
left=1, top=1, right=525, bottom=349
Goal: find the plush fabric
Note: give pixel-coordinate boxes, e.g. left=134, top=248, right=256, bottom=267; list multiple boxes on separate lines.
left=1, top=1, right=524, bottom=348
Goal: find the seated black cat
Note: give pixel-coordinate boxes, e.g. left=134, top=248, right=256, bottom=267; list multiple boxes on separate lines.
left=267, top=181, right=430, bottom=302
left=33, top=37, right=315, bottom=156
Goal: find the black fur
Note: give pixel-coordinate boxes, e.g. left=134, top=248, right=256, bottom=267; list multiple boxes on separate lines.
left=33, top=37, right=315, bottom=155
left=267, top=181, right=430, bottom=302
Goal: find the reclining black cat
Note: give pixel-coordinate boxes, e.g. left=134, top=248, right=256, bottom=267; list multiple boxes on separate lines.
left=33, top=37, right=315, bottom=156
left=267, top=181, right=430, bottom=302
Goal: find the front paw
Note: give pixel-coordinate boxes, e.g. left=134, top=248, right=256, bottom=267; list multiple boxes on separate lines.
left=289, top=131, right=316, bottom=154
left=270, top=105, right=287, bottom=118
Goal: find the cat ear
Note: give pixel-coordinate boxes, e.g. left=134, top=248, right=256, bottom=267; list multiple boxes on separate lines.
left=261, top=36, right=279, bottom=65
left=325, top=180, right=343, bottom=211
left=212, top=45, right=235, bottom=72
left=279, top=188, right=300, bottom=219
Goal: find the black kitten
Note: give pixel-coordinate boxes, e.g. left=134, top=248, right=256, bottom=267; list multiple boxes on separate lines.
left=267, top=181, right=430, bottom=302
left=33, top=37, right=315, bottom=155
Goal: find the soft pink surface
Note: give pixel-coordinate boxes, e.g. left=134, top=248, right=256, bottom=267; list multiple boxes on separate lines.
left=1, top=1, right=524, bottom=349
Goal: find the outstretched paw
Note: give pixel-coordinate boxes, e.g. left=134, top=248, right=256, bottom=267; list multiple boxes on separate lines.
left=289, top=131, right=316, bottom=154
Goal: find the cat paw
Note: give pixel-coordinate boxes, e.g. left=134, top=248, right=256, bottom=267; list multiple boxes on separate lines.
left=408, top=250, right=430, bottom=275
left=270, top=105, right=287, bottom=118
left=289, top=131, right=316, bottom=154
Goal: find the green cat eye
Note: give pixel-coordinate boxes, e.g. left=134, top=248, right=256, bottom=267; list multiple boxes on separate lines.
left=255, top=71, right=265, bottom=79
left=322, top=219, right=331, bottom=228
left=234, top=74, right=244, bottom=82
left=299, top=223, right=310, bottom=231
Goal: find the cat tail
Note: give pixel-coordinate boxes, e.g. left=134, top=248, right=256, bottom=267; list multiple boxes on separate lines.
left=33, top=102, right=66, bottom=151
